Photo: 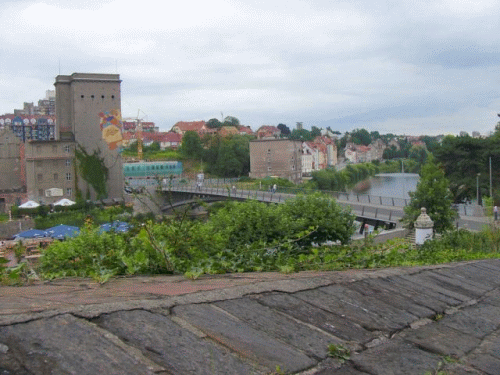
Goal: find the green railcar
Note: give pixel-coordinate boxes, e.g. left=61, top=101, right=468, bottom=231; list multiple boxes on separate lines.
left=123, top=161, right=183, bottom=178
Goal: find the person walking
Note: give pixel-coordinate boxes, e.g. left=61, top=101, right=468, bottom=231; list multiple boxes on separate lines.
left=494, top=205, right=498, bottom=221
left=272, top=184, right=277, bottom=193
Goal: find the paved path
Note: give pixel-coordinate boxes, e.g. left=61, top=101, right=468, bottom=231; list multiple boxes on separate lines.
left=2, top=260, right=500, bottom=374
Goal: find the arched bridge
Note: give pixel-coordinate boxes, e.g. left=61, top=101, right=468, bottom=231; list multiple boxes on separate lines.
left=160, top=184, right=405, bottom=232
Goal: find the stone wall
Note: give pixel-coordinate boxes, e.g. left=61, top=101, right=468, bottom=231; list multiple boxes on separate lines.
left=0, top=218, right=35, bottom=239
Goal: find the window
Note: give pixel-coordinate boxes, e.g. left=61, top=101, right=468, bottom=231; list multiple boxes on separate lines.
left=268, top=166, right=271, bottom=171
left=64, top=145, right=71, bottom=153
left=53, top=160, right=58, bottom=167
left=52, top=145, right=57, bottom=153
left=65, top=159, right=71, bottom=167
left=36, top=145, right=41, bottom=153
left=38, top=189, right=43, bottom=197
left=66, top=188, right=72, bottom=196
left=54, top=173, right=58, bottom=181
left=35, top=160, right=42, bottom=167
left=66, top=173, right=71, bottom=181
left=37, top=173, right=43, bottom=182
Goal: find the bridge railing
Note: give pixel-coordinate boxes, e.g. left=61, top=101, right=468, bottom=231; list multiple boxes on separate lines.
left=161, top=182, right=479, bottom=217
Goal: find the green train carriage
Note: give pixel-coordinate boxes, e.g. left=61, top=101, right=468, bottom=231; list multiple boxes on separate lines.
left=123, top=161, right=183, bottom=178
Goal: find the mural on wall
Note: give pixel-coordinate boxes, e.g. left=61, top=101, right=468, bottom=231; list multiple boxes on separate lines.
left=98, top=109, right=123, bottom=151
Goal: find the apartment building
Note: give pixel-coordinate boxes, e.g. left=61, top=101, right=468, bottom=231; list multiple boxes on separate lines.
left=249, top=139, right=302, bottom=183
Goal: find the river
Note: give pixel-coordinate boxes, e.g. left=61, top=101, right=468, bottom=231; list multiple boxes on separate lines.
left=351, top=173, right=420, bottom=199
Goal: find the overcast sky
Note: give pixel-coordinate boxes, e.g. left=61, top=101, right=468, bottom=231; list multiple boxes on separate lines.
left=1, top=0, right=500, bottom=135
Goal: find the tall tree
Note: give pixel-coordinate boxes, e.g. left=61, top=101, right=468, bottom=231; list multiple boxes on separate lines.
left=206, top=118, right=223, bottom=129
left=223, top=116, right=240, bottom=127
left=311, top=126, right=322, bottom=138
left=179, top=131, right=203, bottom=159
left=290, top=128, right=314, bottom=141
left=277, top=123, right=291, bottom=136
left=402, top=155, right=457, bottom=233
left=350, top=128, right=371, bottom=146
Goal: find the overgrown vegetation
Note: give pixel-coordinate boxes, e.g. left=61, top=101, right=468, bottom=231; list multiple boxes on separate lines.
left=74, top=145, right=109, bottom=199
left=402, top=155, right=458, bottom=233
left=3, top=187, right=499, bottom=284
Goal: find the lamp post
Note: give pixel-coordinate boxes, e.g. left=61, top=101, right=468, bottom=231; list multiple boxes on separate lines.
left=490, top=156, right=493, bottom=198
left=477, top=173, right=482, bottom=206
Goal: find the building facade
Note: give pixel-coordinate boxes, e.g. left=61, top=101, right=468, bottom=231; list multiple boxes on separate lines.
left=0, top=128, right=25, bottom=211
left=54, top=73, right=124, bottom=200
left=249, top=139, right=302, bottom=183
left=25, top=141, right=75, bottom=203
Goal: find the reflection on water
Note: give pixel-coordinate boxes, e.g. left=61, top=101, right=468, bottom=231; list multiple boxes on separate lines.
left=352, top=173, right=419, bottom=199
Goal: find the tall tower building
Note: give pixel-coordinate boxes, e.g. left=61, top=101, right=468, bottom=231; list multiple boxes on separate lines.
left=54, top=73, right=124, bottom=200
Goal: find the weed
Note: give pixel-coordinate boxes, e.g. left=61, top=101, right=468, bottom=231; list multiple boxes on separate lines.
left=433, top=314, right=444, bottom=321
left=272, top=365, right=285, bottom=374
left=328, top=344, right=351, bottom=363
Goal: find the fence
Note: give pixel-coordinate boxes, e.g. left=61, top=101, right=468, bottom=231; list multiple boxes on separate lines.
left=163, top=180, right=481, bottom=218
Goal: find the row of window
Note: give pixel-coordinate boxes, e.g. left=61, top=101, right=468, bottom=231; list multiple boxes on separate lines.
left=126, top=164, right=178, bottom=171
left=37, top=173, right=71, bottom=182
left=35, top=144, right=72, bottom=153
left=38, top=188, right=72, bottom=197
left=35, top=159, right=72, bottom=167
left=80, top=95, right=115, bottom=99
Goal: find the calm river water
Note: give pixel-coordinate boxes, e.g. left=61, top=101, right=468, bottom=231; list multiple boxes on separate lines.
left=351, top=173, right=420, bottom=199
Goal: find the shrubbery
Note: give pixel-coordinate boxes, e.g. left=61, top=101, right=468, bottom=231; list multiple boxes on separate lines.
left=36, top=194, right=356, bottom=281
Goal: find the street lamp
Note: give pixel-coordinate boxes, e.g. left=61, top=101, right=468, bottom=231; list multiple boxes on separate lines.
left=477, top=173, right=482, bottom=206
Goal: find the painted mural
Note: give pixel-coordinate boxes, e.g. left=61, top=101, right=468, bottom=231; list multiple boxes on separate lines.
left=98, top=109, right=123, bottom=150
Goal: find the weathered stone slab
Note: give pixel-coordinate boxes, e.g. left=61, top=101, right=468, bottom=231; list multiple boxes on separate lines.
left=316, top=284, right=418, bottom=329
left=214, top=297, right=337, bottom=359
left=443, top=264, right=500, bottom=289
left=415, top=271, right=487, bottom=299
left=398, top=274, right=471, bottom=303
left=481, top=289, right=500, bottom=307
left=386, top=275, right=464, bottom=307
left=465, top=353, right=500, bottom=375
left=470, top=329, right=500, bottom=359
left=474, top=259, right=500, bottom=274
left=440, top=304, right=500, bottom=339
left=173, top=303, right=316, bottom=373
left=293, top=288, right=403, bottom=332
left=401, top=321, right=481, bottom=358
left=434, top=268, right=494, bottom=292
left=95, top=310, right=261, bottom=375
left=252, top=292, right=374, bottom=343
left=0, top=314, right=156, bottom=375
left=366, top=277, right=451, bottom=312
left=441, top=362, right=486, bottom=375
left=346, top=279, right=435, bottom=319
left=314, top=364, right=371, bottom=375
left=350, top=340, right=442, bottom=375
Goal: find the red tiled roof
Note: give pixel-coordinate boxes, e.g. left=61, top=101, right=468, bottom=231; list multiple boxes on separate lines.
left=238, top=126, right=254, bottom=134
left=257, top=125, right=279, bottom=133
left=172, top=121, right=206, bottom=132
left=355, top=145, right=371, bottom=152
left=143, top=132, right=182, bottom=143
left=122, top=131, right=135, bottom=140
